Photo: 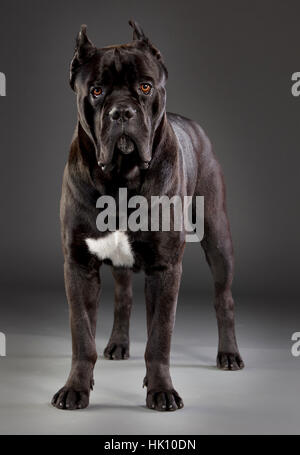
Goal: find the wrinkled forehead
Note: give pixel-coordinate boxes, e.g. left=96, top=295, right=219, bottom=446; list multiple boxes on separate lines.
left=83, top=44, right=163, bottom=87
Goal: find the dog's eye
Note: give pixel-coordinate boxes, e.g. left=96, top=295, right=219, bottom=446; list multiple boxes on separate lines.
left=140, top=83, right=152, bottom=95
left=91, top=87, right=102, bottom=97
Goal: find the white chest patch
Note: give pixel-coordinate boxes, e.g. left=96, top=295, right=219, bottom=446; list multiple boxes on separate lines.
left=85, top=231, right=134, bottom=268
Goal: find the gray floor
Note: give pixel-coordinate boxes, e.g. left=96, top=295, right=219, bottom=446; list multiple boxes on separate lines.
left=0, top=288, right=299, bottom=435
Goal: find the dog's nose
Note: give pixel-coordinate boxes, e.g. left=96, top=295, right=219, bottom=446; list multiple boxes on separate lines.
left=109, top=106, right=136, bottom=122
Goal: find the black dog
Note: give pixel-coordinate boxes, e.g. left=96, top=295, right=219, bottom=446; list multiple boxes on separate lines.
left=52, top=20, right=244, bottom=412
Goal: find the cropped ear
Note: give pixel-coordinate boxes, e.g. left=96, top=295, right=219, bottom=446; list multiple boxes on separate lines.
left=128, top=20, right=168, bottom=79
left=70, top=25, right=96, bottom=91
left=128, top=19, right=146, bottom=41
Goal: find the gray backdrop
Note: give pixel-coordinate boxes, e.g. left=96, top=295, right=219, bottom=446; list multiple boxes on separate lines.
left=1, top=0, right=300, bottom=436
left=0, top=0, right=299, bottom=298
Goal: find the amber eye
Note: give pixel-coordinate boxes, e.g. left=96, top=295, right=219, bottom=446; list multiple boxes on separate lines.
left=92, top=87, right=102, bottom=97
left=140, top=83, right=152, bottom=95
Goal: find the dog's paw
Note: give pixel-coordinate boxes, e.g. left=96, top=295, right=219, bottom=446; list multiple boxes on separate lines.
left=104, top=341, right=129, bottom=360
left=217, top=352, right=245, bottom=370
left=146, top=389, right=184, bottom=412
left=51, top=386, right=90, bottom=410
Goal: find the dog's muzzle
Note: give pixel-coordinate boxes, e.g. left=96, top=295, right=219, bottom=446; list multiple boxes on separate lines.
left=97, top=104, right=151, bottom=172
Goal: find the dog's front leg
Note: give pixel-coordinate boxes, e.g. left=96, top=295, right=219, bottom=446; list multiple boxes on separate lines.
left=104, top=268, right=132, bottom=360
left=52, top=259, right=101, bottom=410
left=144, top=263, right=184, bottom=412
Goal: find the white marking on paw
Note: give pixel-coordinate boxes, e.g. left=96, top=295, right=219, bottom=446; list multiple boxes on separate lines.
left=85, top=231, right=134, bottom=267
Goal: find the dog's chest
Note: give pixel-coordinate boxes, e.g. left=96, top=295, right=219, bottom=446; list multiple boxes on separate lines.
left=85, top=231, right=134, bottom=267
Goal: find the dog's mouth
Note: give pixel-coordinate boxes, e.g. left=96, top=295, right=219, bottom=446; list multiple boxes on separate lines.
left=100, top=134, right=150, bottom=174
left=113, top=136, right=141, bottom=178
left=115, top=134, right=135, bottom=155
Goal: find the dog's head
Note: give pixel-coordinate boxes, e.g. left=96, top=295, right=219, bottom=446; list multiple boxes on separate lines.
left=70, top=20, right=168, bottom=173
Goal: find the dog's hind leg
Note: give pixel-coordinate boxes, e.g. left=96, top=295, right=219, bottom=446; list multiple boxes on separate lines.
left=104, top=267, right=132, bottom=360
left=196, top=158, right=244, bottom=371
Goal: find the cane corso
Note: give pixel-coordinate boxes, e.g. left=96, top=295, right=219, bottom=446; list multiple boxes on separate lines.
left=51, top=20, right=244, bottom=412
